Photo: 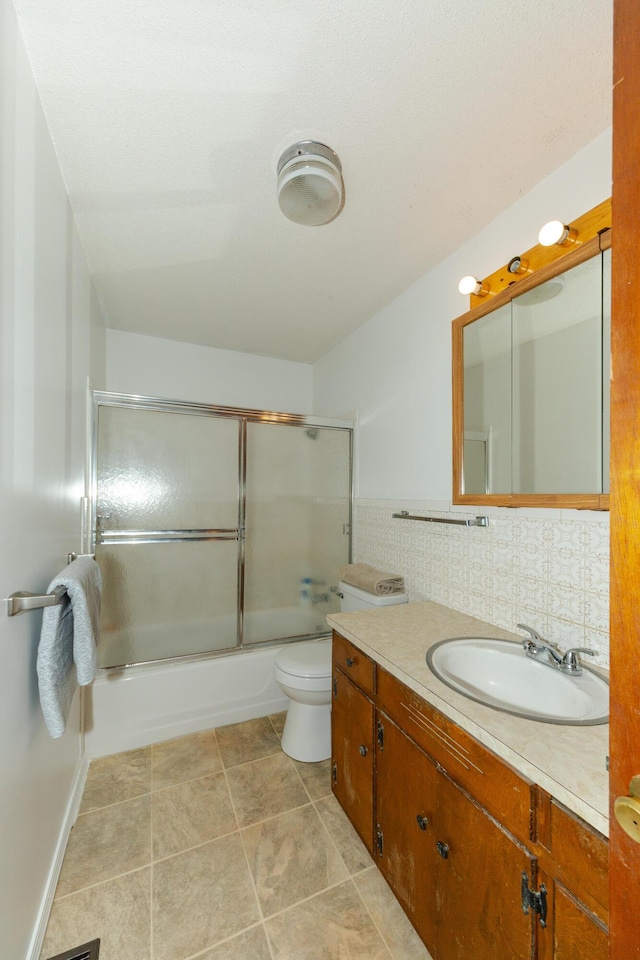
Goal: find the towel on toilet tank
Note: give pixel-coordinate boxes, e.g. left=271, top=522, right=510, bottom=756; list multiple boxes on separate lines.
left=37, top=556, right=102, bottom=738
left=337, top=563, right=405, bottom=596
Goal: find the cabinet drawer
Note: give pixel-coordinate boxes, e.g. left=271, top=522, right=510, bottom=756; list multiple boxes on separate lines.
left=550, top=800, right=609, bottom=920
left=377, top=667, right=534, bottom=844
left=332, top=632, right=376, bottom=696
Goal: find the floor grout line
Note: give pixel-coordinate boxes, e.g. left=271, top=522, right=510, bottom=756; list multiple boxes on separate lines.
left=351, top=875, right=397, bottom=960
left=53, top=862, right=152, bottom=902
left=77, top=789, right=152, bottom=818
left=312, top=795, right=360, bottom=879
left=226, top=765, right=270, bottom=945
left=260, top=874, right=356, bottom=923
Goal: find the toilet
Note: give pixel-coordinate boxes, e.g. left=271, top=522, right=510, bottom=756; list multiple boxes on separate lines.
left=274, top=580, right=408, bottom=762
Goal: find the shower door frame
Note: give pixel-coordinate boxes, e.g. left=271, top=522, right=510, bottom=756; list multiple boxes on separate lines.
left=90, top=390, right=353, bottom=669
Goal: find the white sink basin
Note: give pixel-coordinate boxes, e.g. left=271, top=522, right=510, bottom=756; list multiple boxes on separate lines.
left=426, top=637, right=609, bottom=724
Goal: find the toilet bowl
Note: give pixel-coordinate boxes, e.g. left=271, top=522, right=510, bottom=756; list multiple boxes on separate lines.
left=274, top=639, right=332, bottom=762
left=274, top=580, right=409, bottom=763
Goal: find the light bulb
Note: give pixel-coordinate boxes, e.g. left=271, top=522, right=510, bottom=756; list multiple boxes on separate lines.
left=458, top=275, right=482, bottom=296
left=538, top=220, right=571, bottom=246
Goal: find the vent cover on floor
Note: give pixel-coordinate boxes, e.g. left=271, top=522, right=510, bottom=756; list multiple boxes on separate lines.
left=47, top=939, right=100, bottom=960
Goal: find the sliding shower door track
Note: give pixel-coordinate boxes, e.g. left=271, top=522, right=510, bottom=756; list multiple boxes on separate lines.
left=99, top=630, right=332, bottom=672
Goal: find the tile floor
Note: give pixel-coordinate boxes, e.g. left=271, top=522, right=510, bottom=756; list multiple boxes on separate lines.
left=41, top=714, right=433, bottom=960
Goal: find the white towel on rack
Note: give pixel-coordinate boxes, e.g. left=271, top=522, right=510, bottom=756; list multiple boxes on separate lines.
left=37, top=557, right=102, bottom=738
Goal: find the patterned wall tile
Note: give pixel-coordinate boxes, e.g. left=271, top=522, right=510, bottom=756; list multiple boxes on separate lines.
left=352, top=500, right=610, bottom=668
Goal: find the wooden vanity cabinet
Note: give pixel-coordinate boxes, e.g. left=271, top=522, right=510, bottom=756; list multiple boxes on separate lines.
left=376, top=712, right=536, bottom=959
left=375, top=713, right=439, bottom=949
left=535, top=795, right=609, bottom=960
left=330, top=631, right=609, bottom=960
left=331, top=637, right=375, bottom=854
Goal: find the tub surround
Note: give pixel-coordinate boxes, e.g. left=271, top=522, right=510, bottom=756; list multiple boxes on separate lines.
left=327, top=600, right=609, bottom=836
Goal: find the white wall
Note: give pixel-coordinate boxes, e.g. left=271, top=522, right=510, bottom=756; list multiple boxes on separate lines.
left=107, top=329, right=313, bottom=413
left=314, top=131, right=612, bottom=665
left=0, top=2, right=105, bottom=956
left=313, top=130, right=612, bottom=501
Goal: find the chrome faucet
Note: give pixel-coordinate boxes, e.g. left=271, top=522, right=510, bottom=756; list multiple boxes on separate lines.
left=516, top=624, right=597, bottom=677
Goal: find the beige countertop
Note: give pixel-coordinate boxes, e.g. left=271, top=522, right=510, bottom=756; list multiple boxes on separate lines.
left=326, top=600, right=609, bottom=837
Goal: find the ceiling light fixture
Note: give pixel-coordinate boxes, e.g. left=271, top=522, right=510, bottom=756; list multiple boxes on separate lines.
left=277, top=141, right=344, bottom=226
left=458, top=275, right=489, bottom=297
left=538, top=220, right=577, bottom=247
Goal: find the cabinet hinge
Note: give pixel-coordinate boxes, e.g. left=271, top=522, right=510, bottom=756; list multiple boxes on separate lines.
left=521, top=872, right=547, bottom=927
left=332, top=762, right=337, bottom=784
left=333, top=677, right=338, bottom=697
left=377, top=720, right=384, bottom=750
left=376, top=824, right=384, bottom=856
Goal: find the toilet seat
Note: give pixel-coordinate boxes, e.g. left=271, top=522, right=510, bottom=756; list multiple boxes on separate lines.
left=275, top=640, right=331, bottom=679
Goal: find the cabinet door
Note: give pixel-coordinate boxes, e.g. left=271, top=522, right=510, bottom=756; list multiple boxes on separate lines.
left=375, top=714, right=439, bottom=953
left=553, top=884, right=608, bottom=960
left=331, top=669, right=375, bottom=853
left=433, top=772, right=536, bottom=960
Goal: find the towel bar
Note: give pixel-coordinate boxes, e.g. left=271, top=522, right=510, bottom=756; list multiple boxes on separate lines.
left=392, top=511, right=489, bottom=527
left=5, top=586, right=67, bottom=617
left=3, top=554, right=95, bottom=616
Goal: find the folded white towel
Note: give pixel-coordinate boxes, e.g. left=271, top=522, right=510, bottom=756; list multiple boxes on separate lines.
left=37, top=557, right=102, bottom=738
left=337, top=563, right=405, bottom=596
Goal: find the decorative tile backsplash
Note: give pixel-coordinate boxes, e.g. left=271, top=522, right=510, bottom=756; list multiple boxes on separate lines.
left=353, top=500, right=610, bottom=669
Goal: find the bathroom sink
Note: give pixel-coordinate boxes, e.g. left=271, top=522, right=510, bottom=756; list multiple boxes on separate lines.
left=426, top=637, right=609, bottom=724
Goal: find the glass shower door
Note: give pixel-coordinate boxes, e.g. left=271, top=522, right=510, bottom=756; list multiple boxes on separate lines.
left=95, top=403, right=241, bottom=667
left=242, top=422, right=352, bottom=645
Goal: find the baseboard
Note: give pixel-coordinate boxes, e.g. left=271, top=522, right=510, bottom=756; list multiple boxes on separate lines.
left=27, top=751, right=89, bottom=960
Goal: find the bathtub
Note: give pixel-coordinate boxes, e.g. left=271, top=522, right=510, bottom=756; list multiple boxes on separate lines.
left=84, top=607, right=331, bottom=757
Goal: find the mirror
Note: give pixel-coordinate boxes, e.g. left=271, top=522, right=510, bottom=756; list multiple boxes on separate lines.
left=453, top=231, right=610, bottom=510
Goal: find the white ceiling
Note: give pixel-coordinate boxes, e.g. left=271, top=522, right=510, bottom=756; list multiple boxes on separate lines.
left=13, top=0, right=612, bottom=363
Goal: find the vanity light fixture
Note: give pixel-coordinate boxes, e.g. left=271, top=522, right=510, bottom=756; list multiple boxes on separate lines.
left=507, top=255, right=529, bottom=275
left=458, top=275, right=490, bottom=297
left=538, top=220, right=578, bottom=247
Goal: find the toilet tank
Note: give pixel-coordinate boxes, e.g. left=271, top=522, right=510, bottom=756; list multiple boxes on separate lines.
left=338, top=580, right=409, bottom=612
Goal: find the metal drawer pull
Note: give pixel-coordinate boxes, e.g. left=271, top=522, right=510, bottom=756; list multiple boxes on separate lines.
left=436, top=841, right=449, bottom=859
left=359, top=745, right=368, bottom=757
left=346, top=657, right=354, bottom=667
left=416, top=815, right=429, bottom=830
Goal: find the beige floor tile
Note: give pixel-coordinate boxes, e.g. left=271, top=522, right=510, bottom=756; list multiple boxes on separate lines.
left=266, top=880, right=392, bottom=960
left=152, top=833, right=260, bottom=960
left=354, top=866, right=433, bottom=960
left=314, top=794, right=373, bottom=874
left=56, top=796, right=151, bottom=897
left=152, top=773, right=237, bottom=860
left=242, top=803, right=348, bottom=917
left=41, top=869, right=151, bottom=960
left=293, top=757, right=332, bottom=800
left=216, top=717, right=281, bottom=768
left=80, top=747, right=151, bottom=813
left=197, top=924, right=272, bottom=960
left=226, top=752, right=309, bottom=827
left=269, top=712, right=287, bottom=738
left=152, top=729, right=223, bottom=791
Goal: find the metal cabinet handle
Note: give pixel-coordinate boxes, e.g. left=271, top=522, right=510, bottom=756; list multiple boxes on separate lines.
left=436, top=841, right=449, bottom=859
left=345, top=657, right=354, bottom=667
left=359, top=745, right=368, bottom=757
left=416, top=815, right=429, bottom=830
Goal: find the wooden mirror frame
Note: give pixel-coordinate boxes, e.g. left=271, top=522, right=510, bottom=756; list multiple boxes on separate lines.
left=452, top=200, right=611, bottom=511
